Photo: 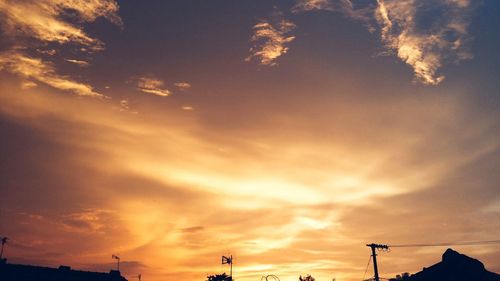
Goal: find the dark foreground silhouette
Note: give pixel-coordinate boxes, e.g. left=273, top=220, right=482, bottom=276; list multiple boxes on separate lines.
left=207, top=272, right=232, bottom=281
left=390, top=248, right=500, bottom=281
left=0, top=260, right=127, bottom=281
left=1, top=248, right=499, bottom=281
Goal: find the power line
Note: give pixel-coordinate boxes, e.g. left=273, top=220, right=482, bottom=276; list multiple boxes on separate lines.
left=362, top=240, right=500, bottom=281
left=362, top=254, right=372, bottom=281
left=389, top=240, right=500, bottom=248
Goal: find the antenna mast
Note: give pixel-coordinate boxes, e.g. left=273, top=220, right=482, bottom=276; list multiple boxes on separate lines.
left=112, top=255, right=121, bottom=271
left=222, top=255, right=233, bottom=281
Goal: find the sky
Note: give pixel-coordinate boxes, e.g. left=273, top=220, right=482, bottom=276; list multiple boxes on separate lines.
left=0, top=0, right=500, bottom=281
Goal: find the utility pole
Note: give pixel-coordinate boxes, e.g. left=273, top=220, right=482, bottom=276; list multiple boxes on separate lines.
left=366, top=243, right=388, bottom=281
left=0, top=237, right=7, bottom=260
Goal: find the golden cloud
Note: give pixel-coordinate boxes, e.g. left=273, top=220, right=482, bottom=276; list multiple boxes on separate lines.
left=375, top=0, right=473, bottom=85
left=20, top=80, right=38, bottom=90
left=246, top=10, right=296, bottom=66
left=136, top=76, right=172, bottom=97
left=0, top=0, right=121, bottom=96
left=0, top=0, right=121, bottom=49
left=65, top=59, right=90, bottom=67
left=290, top=0, right=475, bottom=85
left=0, top=51, right=102, bottom=97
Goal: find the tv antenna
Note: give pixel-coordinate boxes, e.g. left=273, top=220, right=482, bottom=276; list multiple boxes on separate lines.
left=112, top=254, right=121, bottom=271
left=222, top=255, right=233, bottom=281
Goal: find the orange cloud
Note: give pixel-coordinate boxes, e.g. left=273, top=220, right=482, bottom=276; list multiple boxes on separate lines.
left=20, top=81, right=38, bottom=90
left=1, top=78, right=499, bottom=281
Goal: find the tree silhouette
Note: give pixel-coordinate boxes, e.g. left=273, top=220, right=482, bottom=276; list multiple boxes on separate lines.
left=390, top=272, right=411, bottom=281
left=299, top=275, right=316, bottom=281
left=207, top=273, right=232, bottom=281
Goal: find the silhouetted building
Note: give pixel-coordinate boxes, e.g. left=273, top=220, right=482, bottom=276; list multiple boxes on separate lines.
left=0, top=259, right=128, bottom=281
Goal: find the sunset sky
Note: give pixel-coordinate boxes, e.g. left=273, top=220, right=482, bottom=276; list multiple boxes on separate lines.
left=1, top=1, right=500, bottom=281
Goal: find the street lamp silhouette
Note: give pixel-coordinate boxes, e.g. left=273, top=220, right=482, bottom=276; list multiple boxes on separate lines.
left=0, top=237, right=8, bottom=260
left=112, top=255, right=120, bottom=271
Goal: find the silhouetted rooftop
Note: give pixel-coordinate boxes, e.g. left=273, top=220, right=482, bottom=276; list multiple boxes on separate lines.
left=0, top=260, right=128, bottom=281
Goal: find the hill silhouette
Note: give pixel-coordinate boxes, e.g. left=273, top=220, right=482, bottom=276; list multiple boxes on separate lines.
left=391, top=248, right=500, bottom=281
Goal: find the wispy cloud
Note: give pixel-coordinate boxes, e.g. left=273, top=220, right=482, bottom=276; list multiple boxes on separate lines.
left=119, top=99, right=129, bottom=111
left=2, top=82, right=499, bottom=281
left=375, top=0, right=474, bottom=85
left=0, top=0, right=121, bottom=96
left=65, top=59, right=90, bottom=67
left=0, top=51, right=102, bottom=97
left=137, top=76, right=171, bottom=97
left=37, top=49, right=57, bottom=56
left=20, top=81, right=38, bottom=90
left=174, top=82, right=192, bottom=91
left=0, top=0, right=121, bottom=50
left=291, top=0, right=475, bottom=85
left=60, top=209, right=116, bottom=234
left=292, top=0, right=357, bottom=13
left=292, top=0, right=373, bottom=22
left=246, top=10, right=296, bottom=66
left=292, top=0, right=337, bottom=12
